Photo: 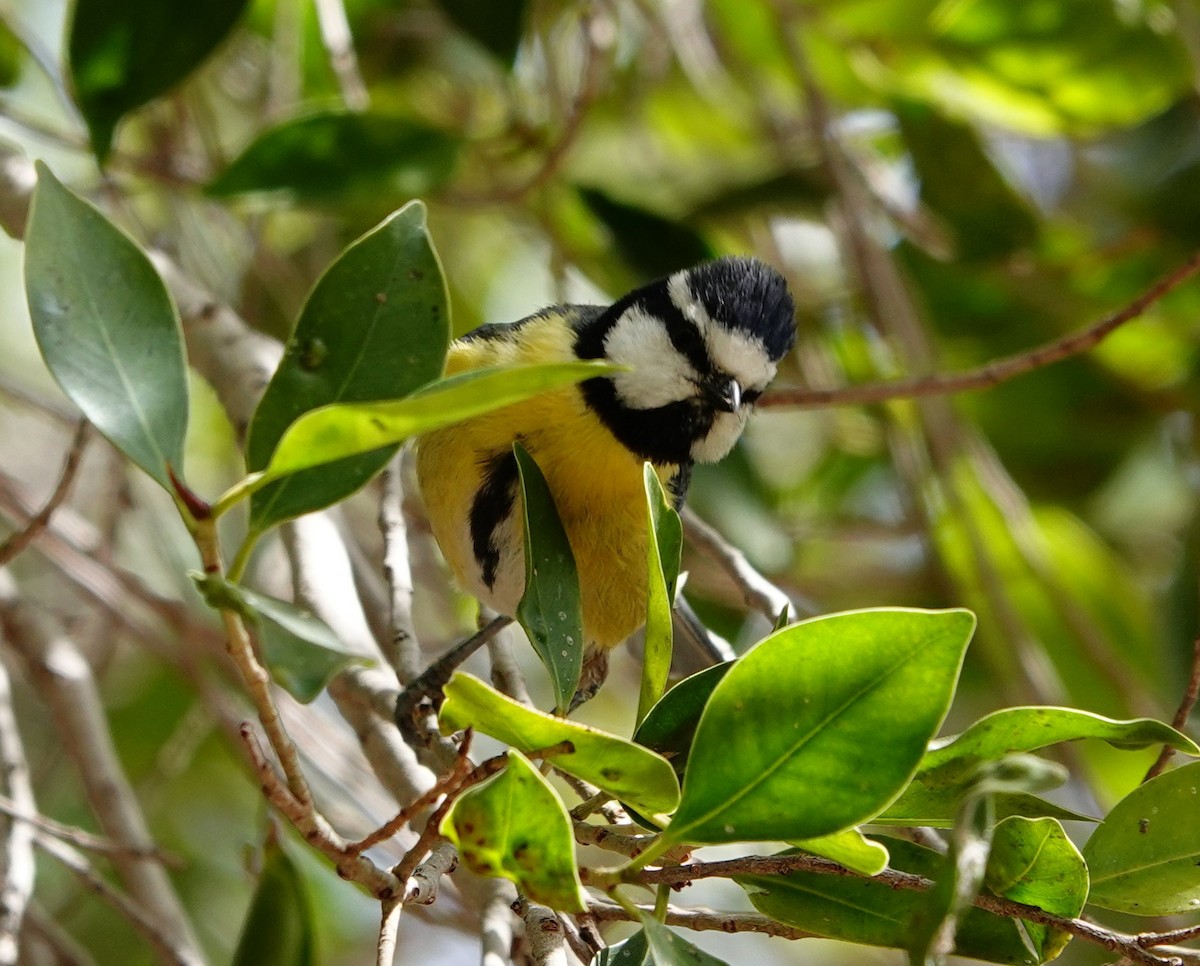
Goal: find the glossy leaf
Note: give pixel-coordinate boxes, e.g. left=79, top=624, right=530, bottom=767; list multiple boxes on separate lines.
left=191, top=574, right=370, bottom=703
left=514, top=443, right=583, bottom=713
left=249, top=362, right=615, bottom=497
left=246, top=201, right=447, bottom=529
left=986, top=817, right=1086, bottom=958
left=209, top=111, right=459, bottom=206
left=738, top=839, right=1041, bottom=965
left=69, top=0, right=249, bottom=160
left=665, top=608, right=975, bottom=845
left=634, top=662, right=733, bottom=776
left=440, top=751, right=586, bottom=912
left=1084, top=761, right=1200, bottom=915
left=435, top=0, right=527, bottom=63
left=598, top=929, right=649, bottom=966
left=24, top=163, right=188, bottom=491
left=438, top=672, right=680, bottom=819
left=792, top=827, right=889, bottom=877
left=637, top=465, right=682, bottom=726
left=231, top=839, right=315, bottom=966
left=642, top=915, right=731, bottom=965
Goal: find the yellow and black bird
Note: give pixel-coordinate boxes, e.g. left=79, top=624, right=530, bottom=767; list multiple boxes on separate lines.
left=416, top=256, right=796, bottom=690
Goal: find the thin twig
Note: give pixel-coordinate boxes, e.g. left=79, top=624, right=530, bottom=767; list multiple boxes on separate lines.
left=681, top=507, right=794, bottom=623
left=313, top=0, right=369, bottom=110
left=376, top=898, right=402, bottom=966
left=0, top=656, right=34, bottom=965
left=1144, top=634, right=1200, bottom=782
left=586, top=900, right=814, bottom=941
left=0, top=420, right=88, bottom=567
left=762, top=252, right=1200, bottom=410
left=0, top=793, right=181, bottom=866
left=379, top=455, right=422, bottom=683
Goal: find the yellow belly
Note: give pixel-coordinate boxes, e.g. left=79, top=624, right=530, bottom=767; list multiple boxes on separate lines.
left=415, top=313, right=675, bottom=649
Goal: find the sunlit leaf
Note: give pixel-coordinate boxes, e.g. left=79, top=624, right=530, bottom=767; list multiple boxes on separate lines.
left=231, top=838, right=315, bottom=966
left=792, top=827, right=889, bottom=877
left=440, top=751, right=586, bottom=912
left=642, top=915, right=731, bottom=965
left=191, top=574, right=370, bottom=703
left=1084, top=761, right=1200, bottom=915
left=438, top=672, right=679, bottom=818
left=514, top=443, right=583, bottom=712
left=665, top=608, right=975, bottom=845
left=246, top=201, right=447, bottom=528
left=24, top=162, right=188, bottom=491
left=69, top=0, right=250, bottom=160
left=209, top=111, right=459, bottom=207
left=637, top=465, right=682, bottom=726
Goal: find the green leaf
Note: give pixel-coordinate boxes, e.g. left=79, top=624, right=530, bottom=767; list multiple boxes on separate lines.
left=920, top=707, right=1198, bottom=788
left=637, top=465, right=682, bottom=727
left=634, top=662, right=733, bottom=778
left=231, top=838, right=315, bottom=966
left=24, top=162, right=188, bottom=491
left=434, top=0, right=527, bottom=64
left=439, top=751, right=586, bottom=912
left=664, top=608, right=975, bottom=845
left=68, top=0, right=249, bottom=161
left=598, top=929, right=649, bottom=965
left=578, top=187, right=713, bottom=282
left=513, top=444, right=583, bottom=713
left=1083, top=760, right=1200, bottom=915
left=191, top=574, right=371, bottom=703
left=738, top=838, right=1041, bottom=965
left=986, top=817, right=1086, bottom=960
left=208, top=111, right=459, bottom=207
left=641, top=915, right=731, bottom=965
left=0, top=19, right=21, bottom=88
left=879, top=784, right=1093, bottom=829
left=246, top=201, right=448, bottom=529
left=792, top=827, right=889, bottom=877
left=438, top=672, right=680, bottom=819
left=894, top=99, right=1037, bottom=261
left=251, top=362, right=616, bottom=493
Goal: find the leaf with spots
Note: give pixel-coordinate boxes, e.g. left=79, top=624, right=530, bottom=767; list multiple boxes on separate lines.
left=439, top=672, right=680, bottom=819
left=245, top=200, right=448, bottom=530
left=440, top=751, right=586, bottom=912
left=24, top=163, right=189, bottom=492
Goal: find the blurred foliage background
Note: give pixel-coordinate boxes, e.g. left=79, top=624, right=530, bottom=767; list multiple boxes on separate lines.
left=1, top=0, right=1200, bottom=963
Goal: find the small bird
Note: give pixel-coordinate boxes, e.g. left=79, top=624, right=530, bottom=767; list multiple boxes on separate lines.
left=416, top=256, right=796, bottom=692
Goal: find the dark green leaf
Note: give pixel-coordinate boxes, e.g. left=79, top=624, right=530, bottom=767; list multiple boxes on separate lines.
left=246, top=363, right=615, bottom=502
left=440, top=751, right=586, bottom=912
left=642, top=915, right=731, bottom=965
left=634, top=662, right=733, bottom=777
left=209, top=111, right=459, bottom=207
left=231, top=838, right=315, bottom=966
left=434, top=0, right=527, bottom=64
left=894, top=99, right=1037, bottom=261
left=191, top=574, right=371, bottom=703
left=1084, top=760, right=1200, bottom=915
left=24, top=162, right=188, bottom=491
left=578, top=187, right=712, bottom=282
left=637, top=465, right=682, bottom=726
left=68, top=0, right=249, bottom=161
left=665, top=608, right=975, bottom=845
left=879, top=784, right=1094, bottom=829
left=0, top=19, right=21, bottom=87
left=438, top=672, right=680, bottom=818
left=514, top=443, right=584, bottom=713
left=738, top=839, right=1047, bottom=965
left=598, top=929, right=649, bottom=966
left=246, top=201, right=447, bottom=529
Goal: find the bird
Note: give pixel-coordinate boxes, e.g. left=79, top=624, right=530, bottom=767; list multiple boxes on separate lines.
left=415, top=256, right=796, bottom=696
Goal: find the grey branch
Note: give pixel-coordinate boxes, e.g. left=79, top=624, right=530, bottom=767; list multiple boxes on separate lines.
left=0, top=652, right=34, bottom=964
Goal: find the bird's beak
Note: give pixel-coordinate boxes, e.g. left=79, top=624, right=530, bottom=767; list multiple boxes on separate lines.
left=707, top=376, right=742, bottom=413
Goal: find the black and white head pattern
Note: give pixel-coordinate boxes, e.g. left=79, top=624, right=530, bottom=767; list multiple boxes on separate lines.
left=576, top=257, right=796, bottom=465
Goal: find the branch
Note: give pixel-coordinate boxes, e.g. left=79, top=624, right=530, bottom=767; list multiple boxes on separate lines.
left=1144, top=634, right=1200, bottom=782
left=681, top=507, right=794, bottom=623
left=514, top=898, right=571, bottom=966
left=379, top=455, right=421, bottom=683
left=761, top=253, right=1200, bottom=410
left=0, top=655, right=34, bottom=965
left=0, top=419, right=88, bottom=567
left=313, top=0, right=369, bottom=110
left=586, top=900, right=814, bottom=941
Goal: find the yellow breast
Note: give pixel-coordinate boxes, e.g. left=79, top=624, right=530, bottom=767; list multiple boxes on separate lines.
left=415, top=312, right=675, bottom=649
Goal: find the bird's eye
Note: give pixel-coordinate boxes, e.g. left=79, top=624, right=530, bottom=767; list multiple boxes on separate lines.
left=742, top=388, right=762, bottom=405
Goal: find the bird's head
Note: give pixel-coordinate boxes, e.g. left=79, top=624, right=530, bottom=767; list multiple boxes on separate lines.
left=576, top=256, right=796, bottom=465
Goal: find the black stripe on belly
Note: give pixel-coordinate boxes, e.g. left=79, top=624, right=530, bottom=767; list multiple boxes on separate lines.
left=470, top=449, right=520, bottom=588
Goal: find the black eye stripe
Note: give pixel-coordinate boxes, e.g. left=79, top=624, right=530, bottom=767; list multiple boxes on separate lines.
left=636, top=285, right=711, bottom=374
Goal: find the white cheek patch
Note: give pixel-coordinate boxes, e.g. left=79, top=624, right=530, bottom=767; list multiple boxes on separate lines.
left=692, top=410, right=750, bottom=463
left=604, top=306, right=698, bottom=409
left=668, top=272, right=712, bottom=335
left=705, top=325, right=777, bottom=392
